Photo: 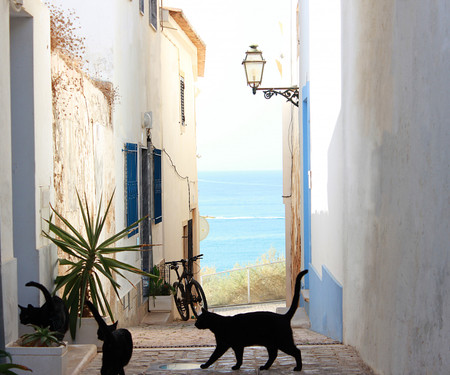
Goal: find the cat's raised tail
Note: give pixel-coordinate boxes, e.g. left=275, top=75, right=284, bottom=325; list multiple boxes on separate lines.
left=284, top=270, right=308, bottom=321
left=85, top=300, right=114, bottom=339
left=25, top=281, right=54, bottom=307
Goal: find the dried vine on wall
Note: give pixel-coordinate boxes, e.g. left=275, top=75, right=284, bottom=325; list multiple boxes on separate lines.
left=47, top=3, right=119, bottom=119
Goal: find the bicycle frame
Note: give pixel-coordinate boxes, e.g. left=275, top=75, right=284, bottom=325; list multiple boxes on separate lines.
left=171, top=258, right=195, bottom=300
left=166, top=254, right=207, bottom=320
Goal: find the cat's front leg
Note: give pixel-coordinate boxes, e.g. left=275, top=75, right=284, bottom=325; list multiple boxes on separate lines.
left=201, top=344, right=229, bottom=369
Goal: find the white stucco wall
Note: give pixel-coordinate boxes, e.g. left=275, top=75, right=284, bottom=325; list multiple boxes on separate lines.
left=159, top=11, right=200, bottom=265
left=112, top=0, right=160, bottom=295
left=47, top=1, right=201, bottom=305
left=341, top=1, right=450, bottom=374
left=309, top=0, right=343, bottom=283
left=0, top=0, right=14, bottom=264
left=49, top=0, right=163, bottom=300
left=1, top=0, right=53, bottom=344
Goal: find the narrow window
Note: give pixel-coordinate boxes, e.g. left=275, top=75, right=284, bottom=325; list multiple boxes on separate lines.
left=149, top=0, right=157, bottom=29
left=125, top=143, right=139, bottom=237
left=183, top=219, right=193, bottom=260
left=139, top=0, right=144, bottom=15
left=180, top=76, right=186, bottom=126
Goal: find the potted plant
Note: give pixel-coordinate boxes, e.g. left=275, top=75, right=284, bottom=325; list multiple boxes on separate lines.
left=6, top=325, right=67, bottom=375
left=0, top=350, right=32, bottom=374
left=42, top=190, right=156, bottom=341
left=147, top=265, right=174, bottom=312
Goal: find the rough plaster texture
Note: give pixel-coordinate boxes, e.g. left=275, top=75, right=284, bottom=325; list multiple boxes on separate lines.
left=341, top=1, right=450, bottom=374
left=51, top=51, right=116, bottom=315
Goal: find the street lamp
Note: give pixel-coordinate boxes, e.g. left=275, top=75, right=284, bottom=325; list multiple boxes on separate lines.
left=242, top=45, right=299, bottom=107
left=242, top=45, right=266, bottom=94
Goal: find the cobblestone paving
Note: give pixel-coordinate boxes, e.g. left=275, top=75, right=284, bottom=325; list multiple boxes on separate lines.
left=81, top=303, right=375, bottom=374
left=81, top=345, right=374, bottom=374
left=129, top=322, right=339, bottom=349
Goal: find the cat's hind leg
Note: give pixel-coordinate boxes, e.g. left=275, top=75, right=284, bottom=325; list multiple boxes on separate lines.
left=200, top=344, right=229, bottom=369
left=260, top=346, right=278, bottom=370
left=231, top=346, right=244, bottom=370
left=280, top=343, right=302, bottom=371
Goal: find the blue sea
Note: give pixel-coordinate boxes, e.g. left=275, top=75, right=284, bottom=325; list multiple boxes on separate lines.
left=198, top=170, right=285, bottom=272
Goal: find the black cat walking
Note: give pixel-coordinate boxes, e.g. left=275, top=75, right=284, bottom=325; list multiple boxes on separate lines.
left=85, top=300, right=133, bottom=375
left=195, top=269, right=308, bottom=371
left=19, top=281, right=69, bottom=340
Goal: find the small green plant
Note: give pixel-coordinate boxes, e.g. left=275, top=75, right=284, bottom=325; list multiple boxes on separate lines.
left=0, top=350, right=32, bottom=374
left=19, top=325, right=64, bottom=348
left=147, top=265, right=174, bottom=298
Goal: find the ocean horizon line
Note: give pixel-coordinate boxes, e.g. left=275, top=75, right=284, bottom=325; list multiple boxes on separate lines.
left=203, top=215, right=284, bottom=220
left=198, top=169, right=282, bottom=173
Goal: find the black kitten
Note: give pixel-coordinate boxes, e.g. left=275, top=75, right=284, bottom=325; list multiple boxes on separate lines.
left=85, top=300, right=133, bottom=375
left=19, top=281, right=69, bottom=340
left=195, top=270, right=308, bottom=371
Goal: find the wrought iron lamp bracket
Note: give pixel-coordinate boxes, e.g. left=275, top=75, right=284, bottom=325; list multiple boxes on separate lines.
left=256, top=87, right=299, bottom=107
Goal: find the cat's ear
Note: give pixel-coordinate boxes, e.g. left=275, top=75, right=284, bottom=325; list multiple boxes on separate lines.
left=112, top=321, right=118, bottom=329
left=201, top=307, right=207, bottom=314
left=18, top=305, right=25, bottom=311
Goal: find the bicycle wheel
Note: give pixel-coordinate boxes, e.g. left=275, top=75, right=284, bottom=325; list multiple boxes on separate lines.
left=189, top=279, right=208, bottom=318
left=173, top=282, right=189, bottom=321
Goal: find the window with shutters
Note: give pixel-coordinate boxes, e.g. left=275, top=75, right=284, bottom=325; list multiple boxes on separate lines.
left=149, top=0, right=157, bottom=30
left=180, top=76, right=186, bottom=126
left=153, top=148, right=162, bottom=224
left=125, top=143, right=139, bottom=237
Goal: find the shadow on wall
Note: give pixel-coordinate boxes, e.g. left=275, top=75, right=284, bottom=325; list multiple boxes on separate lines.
left=309, top=264, right=343, bottom=342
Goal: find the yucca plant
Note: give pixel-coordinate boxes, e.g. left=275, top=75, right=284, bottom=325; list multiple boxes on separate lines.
left=0, top=350, right=32, bottom=374
left=19, top=325, right=64, bottom=348
left=42, top=190, right=156, bottom=339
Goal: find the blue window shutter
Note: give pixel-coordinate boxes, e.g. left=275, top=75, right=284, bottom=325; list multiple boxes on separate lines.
left=153, top=148, right=162, bottom=224
left=126, top=143, right=138, bottom=237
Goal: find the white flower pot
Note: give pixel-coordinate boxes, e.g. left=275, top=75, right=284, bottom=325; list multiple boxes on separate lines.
left=6, top=340, right=68, bottom=375
left=149, top=295, right=173, bottom=312
left=64, top=316, right=110, bottom=350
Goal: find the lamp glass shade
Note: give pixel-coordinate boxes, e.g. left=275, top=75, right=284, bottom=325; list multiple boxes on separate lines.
left=242, top=46, right=266, bottom=89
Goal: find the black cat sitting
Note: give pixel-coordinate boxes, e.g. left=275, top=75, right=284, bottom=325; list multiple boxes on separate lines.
left=85, top=300, right=133, bottom=375
left=195, top=269, right=308, bottom=371
left=19, top=281, right=69, bottom=340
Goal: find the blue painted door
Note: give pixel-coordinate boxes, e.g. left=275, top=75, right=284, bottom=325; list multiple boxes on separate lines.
left=302, top=82, right=311, bottom=288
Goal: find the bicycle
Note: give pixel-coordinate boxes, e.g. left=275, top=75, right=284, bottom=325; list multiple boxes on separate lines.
left=165, top=254, right=208, bottom=321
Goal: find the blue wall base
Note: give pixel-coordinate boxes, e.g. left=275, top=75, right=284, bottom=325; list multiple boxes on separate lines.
left=309, top=264, right=343, bottom=342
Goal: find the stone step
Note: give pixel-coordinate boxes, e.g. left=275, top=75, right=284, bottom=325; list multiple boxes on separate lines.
left=141, top=311, right=173, bottom=325
left=67, top=344, right=97, bottom=375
